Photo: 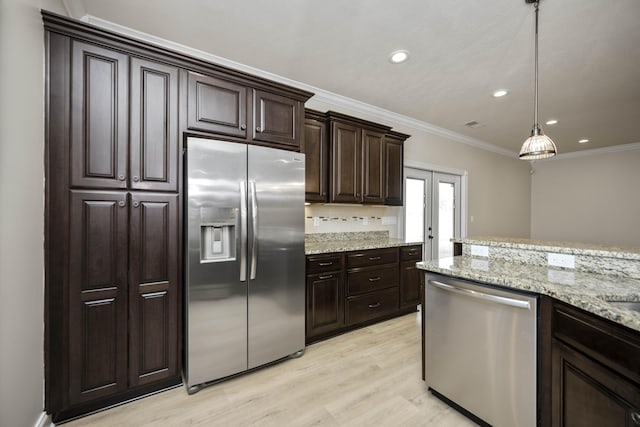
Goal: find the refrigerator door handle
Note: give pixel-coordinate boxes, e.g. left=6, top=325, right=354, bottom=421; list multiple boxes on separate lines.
left=249, top=180, right=258, bottom=280
left=239, top=181, right=247, bottom=282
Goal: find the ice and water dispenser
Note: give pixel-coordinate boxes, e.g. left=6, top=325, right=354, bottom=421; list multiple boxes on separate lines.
left=199, top=207, right=236, bottom=263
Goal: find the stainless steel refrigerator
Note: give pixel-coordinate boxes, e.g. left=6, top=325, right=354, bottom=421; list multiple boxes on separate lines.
left=184, top=137, right=305, bottom=392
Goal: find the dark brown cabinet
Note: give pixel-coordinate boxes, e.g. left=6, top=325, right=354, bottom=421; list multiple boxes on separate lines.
left=128, top=193, right=179, bottom=387
left=306, top=254, right=344, bottom=339
left=130, top=58, right=180, bottom=192
left=306, top=246, right=418, bottom=343
left=310, top=111, right=408, bottom=206
left=70, top=41, right=129, bottom=190
left=302, top=110, right=328, bottom=202
left=330, top=120, right=362, bottom=203
left=384, top=131, right=408, bottom=206
left=186, top=71, right=248, bottom=138
left=549, top=301, right=640, bottom=427
left=68, top=191, right=129, bottom=404
left=399, top=245, right=423, bottom=308
left=362, top=129, right=385, bottom=204
left=186, top=72, right=307, bottom=151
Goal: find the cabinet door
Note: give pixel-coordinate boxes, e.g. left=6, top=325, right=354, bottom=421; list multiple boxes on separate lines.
left=70, top=41, right=129, bottom=189
left=130, top=58, right=179, bottom=191
left=187, top=71, right=247, bottom=138
left=306, top=272, right=344, bottom=338
left=362, top=129, right=385, bottom=204
left=68, top=190, right=128, bottom=404
left=254, top=89, right=300, bottom=149
left=385, top=138, right=404, bottom=206
left=330, top=122, right=361, bottom=203
left=552, top=340, right=640, bottom=427
left=129, top=193, right=179, bottom=387
left=303, top=117, right=328, bottom=202
left=400, top=260, right=422, bottom=308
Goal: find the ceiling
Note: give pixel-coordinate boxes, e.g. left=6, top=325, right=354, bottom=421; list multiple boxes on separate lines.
left=67, top=0, right=640, bottom=156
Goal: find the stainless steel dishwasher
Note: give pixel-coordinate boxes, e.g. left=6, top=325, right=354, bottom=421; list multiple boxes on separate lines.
left=424, top=273, right=537, bottom=427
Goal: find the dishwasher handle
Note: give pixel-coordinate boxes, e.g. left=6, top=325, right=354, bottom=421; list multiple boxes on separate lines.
left=428, top=280, right=531, bottom=310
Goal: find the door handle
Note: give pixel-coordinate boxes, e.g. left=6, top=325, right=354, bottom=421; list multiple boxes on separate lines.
left=239, top=181, right=247, bottom=282
left=368, top=302, right=381, bottom=309
left=249, top=181, right=258, bottom=280
left=428, top=280, right=531, bottom=309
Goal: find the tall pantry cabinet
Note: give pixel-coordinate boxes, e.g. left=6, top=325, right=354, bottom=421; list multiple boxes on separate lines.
left=46, top=19, right=181, bottom=422
left=44, top=12, right=313, bottom=422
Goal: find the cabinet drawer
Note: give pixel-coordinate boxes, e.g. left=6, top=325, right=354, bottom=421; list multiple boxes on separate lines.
left=553, top=303, right=640, bottom=383
left=346, top=288, right=398, bottom=326
left=400, top=245, right=422, bottom=261
left=347, top=247, right=397, bottom=269
left=306, top=254, right=343, bottom=274
left=347, top=265, right=398, bottom=296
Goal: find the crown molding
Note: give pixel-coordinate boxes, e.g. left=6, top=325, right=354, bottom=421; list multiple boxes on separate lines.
left=534, top=142, right=640, bottom=162
left=83, top=14, right=519, bottom=159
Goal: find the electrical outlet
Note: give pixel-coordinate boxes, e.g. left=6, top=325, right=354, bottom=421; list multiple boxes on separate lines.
left=363, top=217, right=369, bottom=226
left=470, top=245, right=489, bottom=257
left=547, top=253, right=575, bottom=269
left=313, top=217, right=320, bottom=227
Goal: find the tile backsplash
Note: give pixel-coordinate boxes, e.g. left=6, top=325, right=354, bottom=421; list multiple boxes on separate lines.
left=305, top=204, right=402, bottom=238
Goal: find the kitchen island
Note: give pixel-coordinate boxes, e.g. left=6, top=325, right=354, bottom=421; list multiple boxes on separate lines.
left=418, top=237, right=640, bottom=427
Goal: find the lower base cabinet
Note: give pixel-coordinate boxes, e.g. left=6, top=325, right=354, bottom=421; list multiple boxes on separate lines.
left=306, top=245, right=422, bottom=343
left=549, top=301, right=640, bottom=427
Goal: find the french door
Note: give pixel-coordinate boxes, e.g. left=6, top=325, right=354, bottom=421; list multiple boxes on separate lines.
left=404, top=168, right=461, bottom=260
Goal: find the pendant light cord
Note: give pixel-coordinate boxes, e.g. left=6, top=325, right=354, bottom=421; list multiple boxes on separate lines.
left=533, top=2, right=540, bottom=131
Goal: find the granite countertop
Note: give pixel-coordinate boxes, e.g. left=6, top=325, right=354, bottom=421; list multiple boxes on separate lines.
left=305, top=237, right=423, bottom=255
left=454, top=236, right=640, bottom=260
left=417, top=256, right=640, bottom=332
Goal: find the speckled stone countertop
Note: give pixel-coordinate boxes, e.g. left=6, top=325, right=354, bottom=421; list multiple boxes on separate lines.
left=305, top=231, right=422, bottom=255
left=417, top=256, right=640, bottom=332
left=453, top=236, right=640, bottom=260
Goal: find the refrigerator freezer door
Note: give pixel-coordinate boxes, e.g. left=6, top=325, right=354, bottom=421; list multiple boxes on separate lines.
left=185, top=137, right=248, bottom=387
left=247, top=145, right=305, bottom=369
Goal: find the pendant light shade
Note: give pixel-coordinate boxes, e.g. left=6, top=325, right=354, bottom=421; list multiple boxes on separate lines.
left=520, top=0, right=557, bottom=160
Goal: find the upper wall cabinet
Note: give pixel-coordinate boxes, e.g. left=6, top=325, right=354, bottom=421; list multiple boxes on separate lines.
left=302, top=110, right=328, bottom=203
left=384, top=130, right=410, bottom=206
left=186, top=72, right=307, bottom=151
left=302, top=111, right=409, bottom=206
left=70, top=41, right=179, bottom=192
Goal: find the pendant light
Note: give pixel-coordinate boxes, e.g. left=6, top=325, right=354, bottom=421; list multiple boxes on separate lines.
left=519, top=0, right=557, bottom=160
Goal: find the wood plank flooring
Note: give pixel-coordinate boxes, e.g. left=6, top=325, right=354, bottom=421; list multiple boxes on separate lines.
left=65, top=312, right=476, bottom=426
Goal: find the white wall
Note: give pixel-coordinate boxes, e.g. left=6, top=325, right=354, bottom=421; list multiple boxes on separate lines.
left=531, top=147, right=640, bottom=246
left=307, top=99, right=533, bottom=239
left=0, top=0, right=65, bottom=425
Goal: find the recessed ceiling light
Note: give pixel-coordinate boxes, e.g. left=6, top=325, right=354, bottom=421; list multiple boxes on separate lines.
left=389, top=50, right=409, bottom=64
left=578, top=139, right=589, bottom=144
left=492, top=89, right=509, bottom=98
left=545, top=119, right=558, bottom=125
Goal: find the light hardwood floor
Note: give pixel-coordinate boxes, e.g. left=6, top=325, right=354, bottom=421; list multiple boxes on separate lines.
left=65, top=312, right=476, bottom=426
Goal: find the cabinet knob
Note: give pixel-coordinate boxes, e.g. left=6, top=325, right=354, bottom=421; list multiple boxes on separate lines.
left=133, top=201, right=140, bottom=208
left=240, top=124, right=247, bottom=130
left=631, top=412, right=640, bottom=425
left=256, top=126, right=262, bottom=133
left=133, top=176, right=139, bottom=182
left=118, top=201, right=125, bottom=207
left=118, top=174, right=126, bottom=181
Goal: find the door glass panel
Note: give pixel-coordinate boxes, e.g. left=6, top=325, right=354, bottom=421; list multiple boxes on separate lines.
left=438, top=182, right=455, bottom=258
left=405, top=178, right=425, bottom=243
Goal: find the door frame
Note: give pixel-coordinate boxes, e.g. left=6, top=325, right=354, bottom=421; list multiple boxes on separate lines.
left=403, top=161, right=468, bottom=260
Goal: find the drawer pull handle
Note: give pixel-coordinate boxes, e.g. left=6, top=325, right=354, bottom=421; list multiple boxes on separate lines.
left=368, top=256, right=381, bottom=261
left=318, top=275, right=333, bottom=280
left=632, top=412, right=640, bottom=425
left=318, top=262, right=333, bottom=266
left=368, top=277, right=382, bottom=282
left=368, top=302, right=381, bottom=309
